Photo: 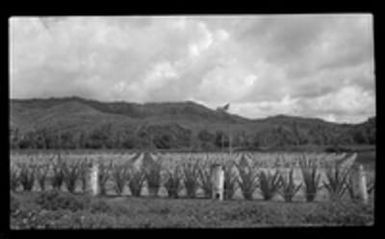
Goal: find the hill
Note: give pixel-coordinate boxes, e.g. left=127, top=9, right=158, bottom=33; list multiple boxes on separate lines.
left=9, top=97, right=376, bottom=150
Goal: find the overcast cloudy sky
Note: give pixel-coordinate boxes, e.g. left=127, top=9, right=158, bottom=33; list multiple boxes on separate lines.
left=9, top=15, right=375, bottom=123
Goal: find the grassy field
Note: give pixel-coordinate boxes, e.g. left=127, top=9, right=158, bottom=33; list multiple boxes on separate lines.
left=11, top=191, right=374, bottom=228
left=10, top=150, right=375, bottom=228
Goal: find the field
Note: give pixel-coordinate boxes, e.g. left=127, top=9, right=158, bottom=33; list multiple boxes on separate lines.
left=10, top=150, right=375, bottom=228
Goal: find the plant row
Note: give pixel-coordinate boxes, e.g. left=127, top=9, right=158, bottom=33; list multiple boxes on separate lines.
left=10, top=154, right=375, bottom=202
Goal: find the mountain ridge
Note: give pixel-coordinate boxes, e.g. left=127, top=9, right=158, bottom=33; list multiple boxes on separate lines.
left=9, top=97, right=376, bottom=150
left=10, top=96, right=373, bottom=125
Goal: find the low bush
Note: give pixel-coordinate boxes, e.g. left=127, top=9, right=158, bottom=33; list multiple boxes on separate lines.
left=98, top=161, right=113, bottom=196
left=19, top=163, right=36, bottom=191
left=198, top=162, right=212, bottom=198
left=35, top=189, right=90, bottom=212
left=35, top=164, right=50, bottom=191
left=181, top=160, right=200, bottom=198
left=258, top=170, right=281, bottom=201
left=323, top=165, right=350, bottom=201
left=235, top=156, right=258, bottom=200
left=10, top=165, right=20, bottom=192
left=223, top=162, right=238, bottom=200
left=278, top=168, right=302, bottom=202
left=127, top=168, right=145, bottom=197
left=164, top=166, right=182, bottom=198
left=299, top=157, right=321, bottom=202
left=112, top=163, right=129, bottom=195
left=144, top=159, right=162, bottom=197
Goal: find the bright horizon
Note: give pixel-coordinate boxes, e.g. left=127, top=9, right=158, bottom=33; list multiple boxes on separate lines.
left=9, top=15, right=376, bottom=124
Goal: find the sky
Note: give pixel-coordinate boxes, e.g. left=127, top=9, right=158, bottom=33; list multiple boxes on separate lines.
left=9, top=15, right=375, bottom=123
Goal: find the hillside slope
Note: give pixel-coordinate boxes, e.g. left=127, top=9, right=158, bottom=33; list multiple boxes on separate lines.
left=9, top=97, right=376, bottom=150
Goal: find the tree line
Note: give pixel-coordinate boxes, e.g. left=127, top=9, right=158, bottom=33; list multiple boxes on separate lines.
left=10, top=119, right=375, bottom=151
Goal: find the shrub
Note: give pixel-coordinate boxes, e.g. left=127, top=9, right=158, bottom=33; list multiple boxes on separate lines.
left=35, top=189, right=90, bottom=212
left=89, top=199, right=112, bottom=213
left=112, top=163, right=129, bottom=195
left=198, top=162, right=212, bottom=198
left=62, top=161, right=81, bottom=194
left=35, top=164, right=50, bottom=191
left=79, top=159, right=90, bottom=193
left=164, top=166, right=182, bottom=198
left=98, top=161, right=112, bottom=196
left=10, top=165, right=20, bottom=192
left=19, top=163, right=36, bottom=191
left=323, top=165, right=350, bottom=201
left=181, top=160, right=200, bottom=198
left=235, top=157, right=258, bottom=200
left=51, top=155, right=66, bottom=190
left=299, top=157, right=321, bottom=202
left=144, top=159, right=162, bottom=197
left=346, top=170, right=375, bottom=201
left=127, top=167, right=145, bottom=197
left=278, top=168, right=302, bottom=202
left=10, top=193, right=21, bottom=214
left=258, top=170, right=281, bottom=201
left=223, top=162, right=238, bottom=200
left=367, top=177, right=375, bottom=195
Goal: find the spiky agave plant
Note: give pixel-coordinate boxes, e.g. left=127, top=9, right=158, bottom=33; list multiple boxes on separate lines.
left=112, top=163, right=129, bottom=195
left=197, top=162, right=212, bottom=198
left=181, top=160, right=200, bottom=198
left=79, top=158, right=90, bottom=193
left=164, top=166, right=182, bottom=198
left=323, top=164, right=350, bottom=201
left=35, top=164, right=50, bottom=191
left=98, top=161, right=113, bottom=196
left=235, top=156, right=258, bottom=200
left=62, top=161, right=81, bottom=194
left=278, top=168, right=302, bottom=202
left=299, top=156, right=321, bottom=202
left=223, top=162, right=238, bottom=200
left=144, top=159, right=162, bottom=197
left=346, top=169, right=375, bottom=201
left=259, top=169, right=282, bottom=201
left=10, top=164, right=20, bottom=192
left=18, top=163, right=36, bottom=191
left=51, top=154, right=66, bottom=190
left=367, top=175, right=375, bottom=195
left=127, top=167, right=145, bottom=197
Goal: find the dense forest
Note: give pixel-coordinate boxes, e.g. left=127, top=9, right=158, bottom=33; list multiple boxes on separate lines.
left=10, top=97, right=376, bottom=151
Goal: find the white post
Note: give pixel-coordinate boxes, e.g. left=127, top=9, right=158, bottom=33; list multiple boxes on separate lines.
left=352, top=164, right=368, bottom=204
left=211, top=164, right=224, bottom=201
left=88, top=162, right=99, bottom=196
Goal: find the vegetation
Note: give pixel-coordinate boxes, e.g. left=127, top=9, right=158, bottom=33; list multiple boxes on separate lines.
left=144, top=159, right=162, bottom=197
left=127, top=168, right=145, bottom=197
left=19, top=163, right=36, bottom=191
left=323, top=165, right=350, bottom=201
left=197, top=162, right=213, bottom=198
left=112, top=163, right=129, bottom=195
left=278, top=168, right=302, bottom=202
left=164, top=166, right=182, bottom=198
left=223, top=162, right=238, bottom=200
left=236, top=157, right=258, bottom=200
left=10, top=97, right=375, bottom=151
left=10, top=191, right=374, bottom=228
left=98, top=161, right=112, bottom=196
left=258, top=170, right=281, bottom=201
left=299, top=157, right=321, bottom=202
left=181, top=161, right=200, bottom=198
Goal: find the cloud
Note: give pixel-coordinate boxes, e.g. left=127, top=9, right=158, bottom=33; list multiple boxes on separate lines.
left=9, top=15, right=375, bottom=123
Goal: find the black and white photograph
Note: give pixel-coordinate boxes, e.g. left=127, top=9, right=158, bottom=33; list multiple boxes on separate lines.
left=9, top=15, right=375, bottom=228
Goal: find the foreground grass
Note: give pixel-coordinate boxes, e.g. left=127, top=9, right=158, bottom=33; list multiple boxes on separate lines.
left=11, top=191, right=374, bottom=229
